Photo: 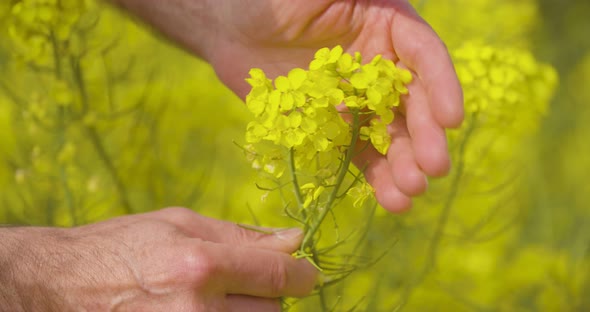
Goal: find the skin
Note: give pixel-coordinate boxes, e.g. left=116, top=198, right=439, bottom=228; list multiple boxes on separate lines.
left=1, top=0, right=463, bottom=310
left=0, top=208, right=316, bottom=311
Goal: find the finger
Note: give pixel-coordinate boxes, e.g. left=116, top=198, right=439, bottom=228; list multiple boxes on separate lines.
left=226, top=295, right=281, bottom=312
left=185, top=240, right=317, bottom=298
left=400, top=69, right=451, bottom=176
left=386, top=114, right=428, bottom=196
left=353, top=144, right=412, bottom=213
left=149, top=207, right=303, bottom=253
left=391, top=6, right=464, bottom=128
left=214, top=225, right=304, bottom=254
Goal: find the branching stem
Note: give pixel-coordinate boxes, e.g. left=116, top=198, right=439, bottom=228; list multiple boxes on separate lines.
left=396, top=112, right=478, bottom=309
left=301, top=110, right=361, bottom=252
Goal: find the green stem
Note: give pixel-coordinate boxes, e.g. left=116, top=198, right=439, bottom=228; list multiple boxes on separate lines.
left=397, top=113, right=478, bottom=309
left=59, top=153, right=77, bottom=225
left=70, top=56, right=89, bottom=117
left=319, top=287, right=329, bottom=311
left=49, top=31, right=62, bottom=77
left=289, top=148, right=304, bottom=209
left=85, top=126, right=133, bottom=214
left=315, top=251, right=330, bottom=311
left=301, top=110, right=361, bottom=252
left=50, top=29, right=76, bottom=225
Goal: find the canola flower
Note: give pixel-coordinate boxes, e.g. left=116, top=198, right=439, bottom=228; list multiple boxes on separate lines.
left=242, top=46, right=412, bottom=271
left=447, top=42, right=558, bottom=181
left=453, top=42, right=557, bottom=130
left=245, top=45, right=411, bottom=157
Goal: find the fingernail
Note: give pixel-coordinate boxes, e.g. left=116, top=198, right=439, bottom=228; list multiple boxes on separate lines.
left=275, top=228, right=303, bottom=241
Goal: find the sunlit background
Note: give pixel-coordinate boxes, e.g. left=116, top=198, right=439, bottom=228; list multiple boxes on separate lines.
left=0, top=0, right=589, bottom=310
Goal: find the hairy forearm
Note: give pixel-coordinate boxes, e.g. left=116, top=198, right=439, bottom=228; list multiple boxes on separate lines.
left=0, top=227, right=105, bottom=311
left=0, top=227, right=24, bottom=310
left=0, top=227, right=61, bottom=311
left=0, top=224, right=144, bottom=311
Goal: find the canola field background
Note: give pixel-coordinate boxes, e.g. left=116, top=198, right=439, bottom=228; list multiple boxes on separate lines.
left=1, top=0, right=589, bottom=311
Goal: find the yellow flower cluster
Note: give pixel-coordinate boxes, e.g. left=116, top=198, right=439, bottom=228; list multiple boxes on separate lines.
left=245, top=45, right=412, bottom=165
left=415, top=0, right=540, bottom=50
left=448, top=43, right=558, bottom=195
left=242, top=46, right=413, bottom=271
left=453, top=42, right=557, bottom=127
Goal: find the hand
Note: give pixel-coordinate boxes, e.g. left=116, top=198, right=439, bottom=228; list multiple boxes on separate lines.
left=115, top=0, right=464, bottom=212
left=1, top=208, right=317, bottom=311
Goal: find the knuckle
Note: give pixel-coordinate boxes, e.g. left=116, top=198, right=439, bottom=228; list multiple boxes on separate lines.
left=177, top=245, right=218, bottom=289
left=267, top=258, right=289, bottom=297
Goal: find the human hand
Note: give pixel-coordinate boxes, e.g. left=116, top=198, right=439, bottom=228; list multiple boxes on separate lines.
left=114, top=0, right=464, bottom=212
left=1, top=208, right=317, bottom=311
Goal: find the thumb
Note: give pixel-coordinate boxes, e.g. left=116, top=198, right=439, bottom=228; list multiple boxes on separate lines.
left=149, top=208, right=304, bottom=253
left=222, top=225, right=304, bottom=254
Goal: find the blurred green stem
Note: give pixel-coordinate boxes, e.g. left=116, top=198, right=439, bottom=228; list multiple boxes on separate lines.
left=85, top=126, right=133, bottom=214
left=67, top=41, right=133, bottom=215
left=50, top=29, right=76, bottom=225
left=396, top=112, right=477, bottom=310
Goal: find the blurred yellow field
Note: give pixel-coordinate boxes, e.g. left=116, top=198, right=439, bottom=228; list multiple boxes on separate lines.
left=1, top=0, right=589, bottom=310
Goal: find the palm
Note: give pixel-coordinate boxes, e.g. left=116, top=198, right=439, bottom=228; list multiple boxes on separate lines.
left=209, top=0, right=464, bottom=212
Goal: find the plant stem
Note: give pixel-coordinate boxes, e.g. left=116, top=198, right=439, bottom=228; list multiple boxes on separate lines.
left=301, top=110, right=360, bottom=252
left=396, top=113, right=478, bottom=309
left=85, top=126, right=133, bottom=214
left=50, top=29, right=77, bottom=225
left=289, top=148, right=304, bottom=209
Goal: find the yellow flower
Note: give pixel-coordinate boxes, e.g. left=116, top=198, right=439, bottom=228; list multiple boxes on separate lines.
left=360, top=119, right=391, bottom=155
left=347, top=183, right=374, bottom=208
left=309, top=46, right=343, bottom=70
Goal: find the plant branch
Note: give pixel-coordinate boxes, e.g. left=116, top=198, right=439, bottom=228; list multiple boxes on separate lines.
left=396, top=112, right=478, bottom=309
left=85, top=126, right=133, bottom=214
left=301, top=110, right=361, bottom=251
